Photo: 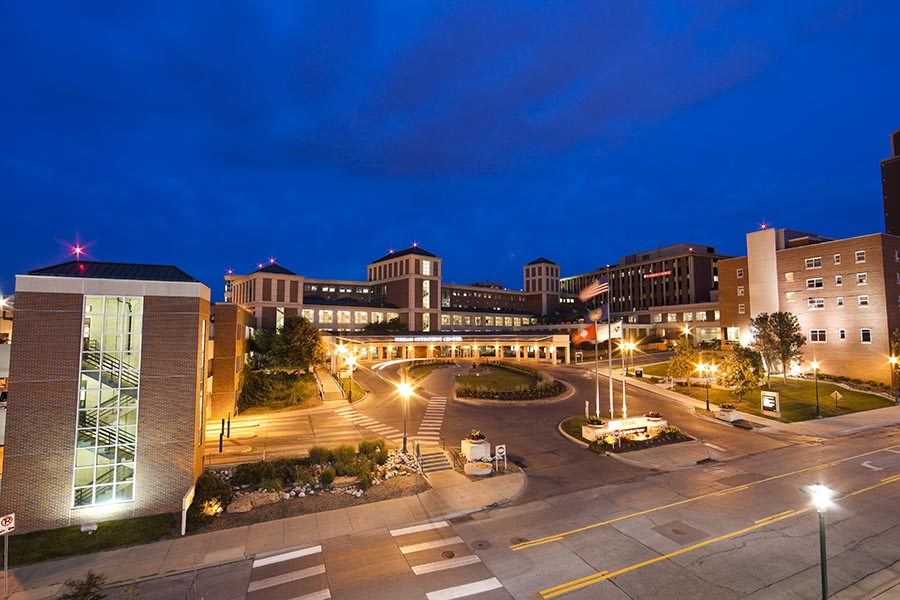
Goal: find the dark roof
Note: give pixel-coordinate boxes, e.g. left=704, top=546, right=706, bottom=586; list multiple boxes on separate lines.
left=254, top=263, right=297, bottom=275
left=527, top=257, right=557, bottom=266
left=372, top=246, right=437, bottom=264
left=27, top=261, right=200, bottom=283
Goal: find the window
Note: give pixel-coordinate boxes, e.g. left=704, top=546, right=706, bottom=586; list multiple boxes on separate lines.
left=836, top=297, right=844, bottom=306
left=422, top=260, right=432, bottom=276
left=785, top=292, right=795, bottom=302
left=857, top=273, right=867, bottom=285
left=653, top=313, right=663, bottom=323
left=302, top=309, right=314, bottom=322
left=896, top=273, right=900, bottom=285
left=696, top=311, right=707, bottom=322
left=859, top=295, right=869, bottom=306
left=387, top=312, right=399, bottom=322
left=810, top=329, right=826, bottom=342
left=805, top=257, right=822, bottom=269
left=452, top=315, right=462, bottom=326
left=371, top=312, right=384, bottom=323
left=318, top=310, right=333, bottom=323
left=715, top=310, right=720, bottom=320
left=736, top=268, right=744, bottom=278
left=684, top=312, right=693, bottom=322
left=856, top=250, right=866, bottom=263
left=276, top=307, right=284, bottom=330
left=354, top=311, right=368, bottom=325
left=463, top=316, right=471, bottom=326
left=861, top=329, right=872, bottom=343
left=785, top=272, right=794, bottom=282
left=807, top=298, right=825, bottom=310
left=737, top=286, right=745, bottom=297
left=513, top=317, right=522, bottom=327
left=75, top=296, right=142, bottom=508
left=835, top=275, right=842, bottom=286
left=738, top=304, right=745, bottom=314
left=441, top=314, right=450, bottom=326
left=504, top=317, right=513, bottom=327
left=806, top=278, right=823, bottom=289
left=475, top=316, right=482, bottom=326
left=667, top=313, right=677, bottom=323
left=834, top=254, right=841, bottom=265
left=422, top=313, right=430, bottom=332
left=485, top=316, right=494, bottom=326
left=839, top=329, right=846, bottom=339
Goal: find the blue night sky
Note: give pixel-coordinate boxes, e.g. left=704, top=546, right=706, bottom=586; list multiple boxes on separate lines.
left=3, top=1, right=900, bottom=301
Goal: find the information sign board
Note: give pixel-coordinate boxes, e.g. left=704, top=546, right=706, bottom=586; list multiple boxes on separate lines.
left=761, top=390, right=781, bottom=418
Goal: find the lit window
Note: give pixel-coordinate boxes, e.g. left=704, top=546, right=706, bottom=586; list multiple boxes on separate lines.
left=857, top=273, right=867, bottom=285
left=737, top=286, right=745, bottom=297
left=475, top=316, right=482, bottom=326
left=805, top=257, right=822, bottom=269
left=354, top=311, right=368, bottom=325
left=714, top=310, right=720, bottom=320
left=667, top=313, right=677, bottom=323
left=452, top=315, right=462, bottom=326
left=684, top=312, right=694, bottom=322
left=785, top=272, right=794, bottom=282
left=861, top=329, right=872, bottom=343
left=504, top=317, right=512, bottom=327
left=371, top=312, right=384, bottom=323
left=786, top=292, right=795, bottom=302
left=807, top=298, right=825, bottom=310
left=319, top=310, right=334, bottom=323
left=422, top=260, right=432, bottom=276
left=387, top=312, right=399, bottom=321
left=485, top=316, right=494, bottom=326
left=859, top=295, right=869, bottom=306
left=302, top=309, right=314, bottom=321
left=856, top=250, right=866, bottom=263
left=514, top=317, right=521, bottom=327
left=810, top=329, right=826, bottom=342
left=276, top=307, right=285, bottom=330
left=653, top=314, right=663, bottom=323
left=441, top=314, right=450, bottom=325
left=806, top=278, right=823, bottom=289
left=463, top=316, right=472, bottom=326
left=696, top=312, right=707, bottom=322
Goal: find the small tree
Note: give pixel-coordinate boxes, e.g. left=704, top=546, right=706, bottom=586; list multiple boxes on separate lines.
left=248, top=328, right=276, bottom=368
left=362, top=317, right=406, bottom=333
left=59, top=571, right=107, bottom=600
left=770, top=312, right=805, bottom=383
left=749, top=313, right=778, bottom=383
left=719, top=345, right=763, bottom=402
left=668, top=342, right=699, bottom=387
left=271, top=316, right=327, bottom=372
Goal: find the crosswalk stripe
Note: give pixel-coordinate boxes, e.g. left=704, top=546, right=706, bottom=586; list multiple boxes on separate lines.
left=247, top=565, right=326, bottom=592
left=400, top=537, right=465, bottom=554
left=426, top=578, right=503, bottom=600
left=289, top=591, right=331, bottom=600
left=391, top=521, right=449, bottom=536
left=412, top=554, right=482, bottom=575
left=253, top=545, right=322, bottom=568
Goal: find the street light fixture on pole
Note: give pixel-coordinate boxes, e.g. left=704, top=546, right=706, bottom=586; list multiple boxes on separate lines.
left=397, top=382, right=412, bottom=454
left=800, top=483, right=843, bottom=600
left=346, top=354, right=356, bottom=401
left=812, top=361, right=821, bottom=418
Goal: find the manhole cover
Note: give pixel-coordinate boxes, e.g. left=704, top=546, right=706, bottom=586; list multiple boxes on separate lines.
left=511, top=537, right=528, bottom=545
left=471, top=540, right=491, bottom=550
left=671, top=528, right=686, bottom=536
left=442, top=550, right=456, bottom=559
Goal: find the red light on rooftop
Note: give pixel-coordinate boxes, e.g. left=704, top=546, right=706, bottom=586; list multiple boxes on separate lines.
left=269, top=257, right=275, bottom=264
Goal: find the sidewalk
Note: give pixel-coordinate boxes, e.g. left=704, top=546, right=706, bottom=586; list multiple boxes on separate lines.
left=2, top=469, right=526, bottom=599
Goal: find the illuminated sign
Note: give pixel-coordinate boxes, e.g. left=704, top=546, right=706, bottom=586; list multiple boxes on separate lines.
left=643, top=271, right=672, bottom=279
left=393, top=335, right=464, bottom=343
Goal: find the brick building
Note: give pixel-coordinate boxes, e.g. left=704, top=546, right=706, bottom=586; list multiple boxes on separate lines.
left=719, top=228, right=900, bottom=383
left=209, top=302, right=254, bottom=420
left=0, top=261, right=210, bottom=533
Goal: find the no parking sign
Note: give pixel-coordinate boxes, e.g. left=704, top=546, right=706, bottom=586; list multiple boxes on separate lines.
left=0, top=513, right=14, bottom=536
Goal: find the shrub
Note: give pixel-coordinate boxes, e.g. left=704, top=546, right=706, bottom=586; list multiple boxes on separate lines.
left=319, top=467, right=336, bottom=486
left=187, top=471, right=231, bottom=530
left=358, top=439, right=389, bottom=465
left=59, top=571, right=107, bottom=600
left=644, top=411, right=662, bottom=419
left=719, top=403, right=735, bottom=410
left=231, top=461, right=276, bottom=488
left=271, top=457, right=302, bottom=482
left=308, top=445, right=334, bottom=465
left=586, top=415, right=606, bottom=425
left=656, top=425, right=683, bottom=439
left=466, top=429, right=485, bottom=440
left=258, top=478, right=284, bottom=492
left=290, top=465, right=315, bottom=486
left=333, top=444, right=357, bottom=464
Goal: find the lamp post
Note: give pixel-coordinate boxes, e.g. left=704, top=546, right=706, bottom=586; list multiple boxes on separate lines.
left=800, top=483, right=843, bottom=600
left=812, top=361, right=821, bottom=418
left=890, top=356, right=898, bottom=404
left=397, top=382, right=412, bottom=454
left=346, top=354, right=356, bottom=401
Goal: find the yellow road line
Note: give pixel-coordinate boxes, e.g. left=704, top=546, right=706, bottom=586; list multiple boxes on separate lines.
left=536, top=475, right=900, bottom=599
left=512, top=441, right=900, bottom=551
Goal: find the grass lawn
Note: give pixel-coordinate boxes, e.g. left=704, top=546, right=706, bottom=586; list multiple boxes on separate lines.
left=561, top=415, right=589, bottom=442
left=338, top=376, right=366, bottom=402
left=0, top=514, right=177, bottom=567
left=673, top=378, right=892, bottom=422
left=455, top=365, right=535, bottom=390
left=409, top=361, right=452, bottom=380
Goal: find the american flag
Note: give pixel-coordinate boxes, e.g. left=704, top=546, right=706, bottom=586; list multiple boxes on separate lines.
left=578, top=275, right=609, bottom=302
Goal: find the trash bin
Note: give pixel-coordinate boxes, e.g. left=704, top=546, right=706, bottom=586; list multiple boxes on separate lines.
left=635, top=368, right=643, bottom=378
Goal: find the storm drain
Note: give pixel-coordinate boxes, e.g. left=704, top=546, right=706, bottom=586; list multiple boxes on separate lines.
left=471, top=540, right=491, bottom=550
left=442, top=550, right=457, bottom=559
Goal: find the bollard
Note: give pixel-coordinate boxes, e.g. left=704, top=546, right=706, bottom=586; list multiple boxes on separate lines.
left=219, top=432, right=223, bottom=453
left=227, top=412, right=231, bottom=438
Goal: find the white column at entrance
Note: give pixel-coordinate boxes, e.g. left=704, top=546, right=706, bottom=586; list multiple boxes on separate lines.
left=550, top=346, right=557, bottom=365
left=451, top=345, right=457, bottom=359
left=495, top=344, right=500, bottom=360
left=565, top=344, right=571, bottom=364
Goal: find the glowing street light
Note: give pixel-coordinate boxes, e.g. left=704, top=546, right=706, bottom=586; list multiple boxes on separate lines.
left=697, top=362, right=717, bottom=411
left=346, top=354, right=356, bottom=402
left=811, top=361, right=821, bottom=418
left=800, top=483, right=843, bottom=600
left=397, top=382, right=413, bottom=454
left=890, top=356, right=898, bottom=404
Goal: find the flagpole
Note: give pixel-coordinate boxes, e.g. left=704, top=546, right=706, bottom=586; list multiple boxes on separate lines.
left=594, top=300, right=601, bottom=418
left=607, top=266, right=614, bottom=420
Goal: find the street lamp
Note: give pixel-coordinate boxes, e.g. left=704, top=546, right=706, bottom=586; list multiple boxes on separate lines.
left=683, top=326, right=692, bottom=347
left=346, top=354, right=356, bottom=401
left=397, top=382, right=412, bottom=454
left=890, top=356, right=898, bottom=404
left=697, top=362, right=716, bottom=411
left=800, top=483, right=843, bottom=600
left=811, top=361, right=821, bottom=418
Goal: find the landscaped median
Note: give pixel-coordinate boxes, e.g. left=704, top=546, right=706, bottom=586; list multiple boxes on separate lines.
left=455, top=361, right=565, bottom=400
left=560, top=413, right=693, bottom=454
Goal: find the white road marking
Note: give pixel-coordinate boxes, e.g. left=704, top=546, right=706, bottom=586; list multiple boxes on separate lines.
left=247, top=565, right=326, bottom=592
left=391, top=521, right=449, bottom=537
left=253, top=545, right=322, bottom=568
left=703, top=443, right=726, bottom=452
left=426, top=578, right=503, bottom=600
left=400, top=537, right=465, bottom=554
left=861, top=461, right=884, bottom=471
left=412, top=554, right=482, bottom=575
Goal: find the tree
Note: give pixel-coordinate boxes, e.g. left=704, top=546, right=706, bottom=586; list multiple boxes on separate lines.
left=749, top=313, right=778, bottom=383
left=770, top=312, right=805, bottom=383
left=719, top=345, right=763, bottom=401
left=270, top=316, right=327, bottom=372
left=667, top=342, right=699, bottom=387
left=248, top=328, right=276, bottom=368
left=362, top=317, right=405, bottom=333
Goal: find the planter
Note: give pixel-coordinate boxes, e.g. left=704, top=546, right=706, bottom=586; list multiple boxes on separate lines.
left=715, top=409, right=741, bottom=423
left=464, top=461, right=493, bottom=476
left=581, top=424, right=609, bottom=441
left=461, top=438, right=491, bottom=461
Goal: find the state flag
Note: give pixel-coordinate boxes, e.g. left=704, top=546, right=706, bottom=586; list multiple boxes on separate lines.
left=596, top=320, right=624, bottom=343
left=578, top=275, right=609, bottom=302
left=571, top=323, right=596, bottom=344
